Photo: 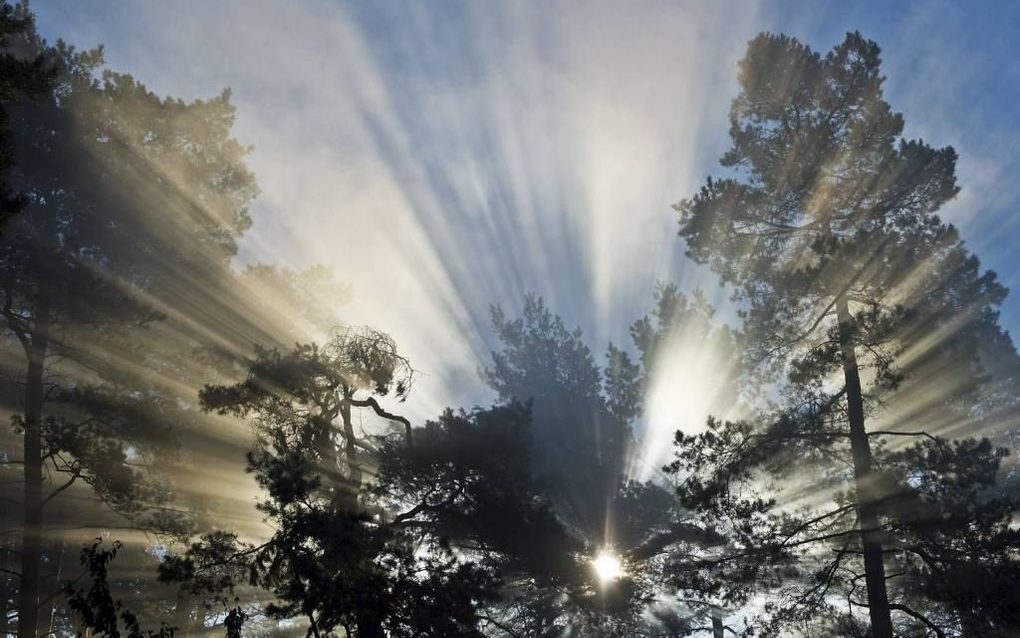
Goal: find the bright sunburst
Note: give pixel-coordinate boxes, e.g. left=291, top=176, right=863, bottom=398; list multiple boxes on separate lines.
left=592, top=550, right=624, bottom=583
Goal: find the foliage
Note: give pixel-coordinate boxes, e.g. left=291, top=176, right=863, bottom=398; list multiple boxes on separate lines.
left=483, top=295, right=735, bottom=634
left=164, top=334, right=499, bottom=637
left=0, top=4, right=258, bottom=635
left=66, top=539, right=175, bottom=638
left=669, top=31, right=1020, bottom=636
left=484, top=294, right=636, bottom=538
left=0, top=1, right=52, bottom=230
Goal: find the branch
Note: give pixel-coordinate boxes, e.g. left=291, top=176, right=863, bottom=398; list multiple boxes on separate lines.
left=900, top=544, right=954, bottom=574
left=867, top=430, right=939, bottom=443
left=768, top=295, right=839, bottom=356
left=628, top=523, right=725, bottom=561
left=697, top=525, right=882, bottom=568
left=41, top=472, right=80, bottom=506
left=686, top=626, right=739, bottom=636
left=851, top=598, right=946, bottom=638
left=889, top=603, right=946, bottom=638
left=779, top=503, right=856, bottom=545
left=761, top=262, right=875, bottom=362
left=392, top=483, right=465, bottom=525
left=347, top=397, right=412, bottom=447
left=195, top=540, right=275, bottom=571
left=1, top=275, right=30, bottom=353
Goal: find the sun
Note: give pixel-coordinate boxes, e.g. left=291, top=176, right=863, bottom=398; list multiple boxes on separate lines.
left=591, top=550, right=623, bottom=583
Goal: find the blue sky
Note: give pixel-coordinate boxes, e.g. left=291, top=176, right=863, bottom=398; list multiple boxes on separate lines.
left=32, top=1, right=1020, bottom=468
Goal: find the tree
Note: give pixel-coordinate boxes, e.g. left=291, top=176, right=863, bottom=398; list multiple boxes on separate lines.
left=65, top=539, right=175, bottom=638
left=199, top=326, right=414, bottom=499
left=0, top=12, right=257, bottom=634
left=0, top=1, right=52, bottom=232
left=625, top=284, right=746, bottom=629
left=173, top=318, right=707, bottom=636
left=671, top=32, right=1019, bottom=636
left=483, top=294, right=733, bottom=635
left=484, top=294, right=637, bottom=540
left=166, top=332, right=500, bottom=637
left=628, top=283, right=747, bottom=470
left=371, top=402, right=588, bottom=636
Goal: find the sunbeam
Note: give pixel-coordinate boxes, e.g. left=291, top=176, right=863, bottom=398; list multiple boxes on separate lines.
left=0, top=1, right=1017, bottom=636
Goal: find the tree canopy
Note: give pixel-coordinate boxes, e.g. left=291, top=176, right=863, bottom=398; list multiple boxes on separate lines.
left=671, top=31, right=1020, bottom=637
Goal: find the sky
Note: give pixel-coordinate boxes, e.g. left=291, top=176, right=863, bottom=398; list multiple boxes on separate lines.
left=33, top=0, right=1020, bottom=475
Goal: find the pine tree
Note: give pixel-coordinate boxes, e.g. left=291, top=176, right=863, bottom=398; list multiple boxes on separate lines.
left=484, top=294, right=637, bottom=539
left=0, top=11, right=256, bottom=634
left=0, top=1, right=51, bottom=232
left=165, top=333, right=500, bottom=637
left=671, top=32, right=1018, bottom=636
left=484, top=294, right=732, bottom=634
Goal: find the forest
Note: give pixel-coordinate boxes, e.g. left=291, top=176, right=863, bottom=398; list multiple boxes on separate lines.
left=1, top=1, right=1019, bottom=637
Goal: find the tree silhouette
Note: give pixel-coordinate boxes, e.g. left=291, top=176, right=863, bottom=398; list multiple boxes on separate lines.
left=372, top=402, right=587, bottom=635
left=484, top=294, right=636, bottom=541
left=65, top=539, right=175, bottom=638
left=0, top=2, right=51, bottom=232
left=168, top=319, right=708, bottom=636
left=671, top=31, right=1020, bottom=636
left=163, top=332, right=503, bottom=637
left=482, top=294, right=737, bottom=634
left=0, top=13, right=257, bottom=634
left=199, top=327, right=414, bottom=499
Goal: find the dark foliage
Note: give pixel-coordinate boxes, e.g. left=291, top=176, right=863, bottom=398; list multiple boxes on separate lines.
left=165, top=336, right=497, bottom=637
left=669, top=31, right=1020, bottom=636
left=0, top=1, right=52, bottom=230
left=484, top=294, right=636, bottom=539
left=66, top=539, right=175, bottom=638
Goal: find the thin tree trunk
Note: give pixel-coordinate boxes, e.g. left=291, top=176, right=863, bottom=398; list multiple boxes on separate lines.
left=17, top=292, right=50, bottom=638
left=1, top=537, right=13, bottom=637
left=711, top=608, right=724, bottom=638
left=340, top=401, right=361, bottom=492
left=45, top=531, right=66, bottom=636
left=836, top=295, right=893, bottom=638
left=1, top=565, right=10, bottom=637
left=172, top=588, right=193, bottom=638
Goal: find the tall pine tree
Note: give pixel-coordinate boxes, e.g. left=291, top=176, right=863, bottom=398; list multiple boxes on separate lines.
left=672, top=32, right=1018, bottom=636
left=0, top=13, right=257, bottom=634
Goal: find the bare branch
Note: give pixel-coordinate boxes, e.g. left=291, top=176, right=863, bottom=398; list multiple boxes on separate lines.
left=867, top=430, right=939, bottom=443
left=346, top=397, right=412, bottom=447
left=41, top=473, right=79, bottom=506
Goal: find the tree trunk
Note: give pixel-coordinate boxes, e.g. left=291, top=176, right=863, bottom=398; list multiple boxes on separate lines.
left=340, top=401, right=362, bottom=492
left=17, top=293, right=50, bottom=638
left=172, top=588, right=194, bottom=637
left=836, top=295, right=893, bottom=638
left=1, top=569, right=11, bottom=637
left=711, top=608, right=724, bottom=638
left=1, top=537, right=13, bottom=636
left=45, top=530, right=68, bottom=636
